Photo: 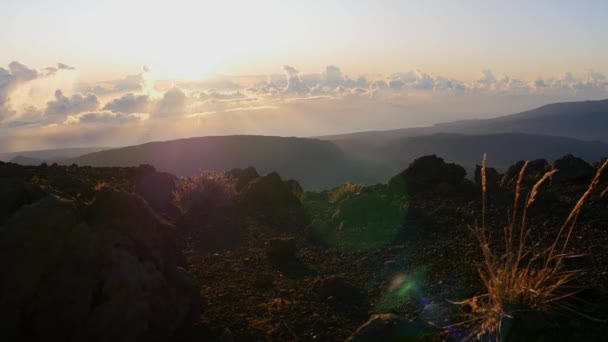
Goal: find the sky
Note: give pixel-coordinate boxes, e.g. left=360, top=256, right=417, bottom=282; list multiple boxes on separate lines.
left=1, top=0, right=608, bottom=152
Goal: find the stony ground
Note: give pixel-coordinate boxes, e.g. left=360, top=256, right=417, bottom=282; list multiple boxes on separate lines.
left=3, top=159, right=607, bottom=341
left=177, top=181, right=608, bottom=341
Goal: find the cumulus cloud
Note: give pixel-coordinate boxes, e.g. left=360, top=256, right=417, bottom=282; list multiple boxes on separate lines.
left=224, top=105, right=278, bottom=112
left=323, top=65, right=343, bottom=87
left=77, top=73, right=146, bottom=95
left=199, top=90, right=251, bottom=102
left=153, top=87, right=188, bottom=117
left=283, top=65, right=309, bottom=93
left=44, top=62, right=76, bottom=76
left=44, top=90, right=100, bottom=121
left=102, top=93, right=150, bottom=114
left=65, top=111, right=148, bottom=124
left=0, top=62, right=39, bottom=120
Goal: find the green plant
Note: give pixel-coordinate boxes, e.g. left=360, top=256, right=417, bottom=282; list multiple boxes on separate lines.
left=454, top=155, right=608, bottom=340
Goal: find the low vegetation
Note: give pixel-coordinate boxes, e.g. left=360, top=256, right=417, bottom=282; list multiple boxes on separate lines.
left=455, top=155, right=608, bottom=340
left=173, top=171, right=236, bottom=214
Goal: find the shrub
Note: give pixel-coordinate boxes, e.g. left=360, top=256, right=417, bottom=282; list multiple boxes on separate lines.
left=329, top=181, right=363, bottom=203
left=173, top=172, right=236, bottom=214
left=454, top=155, right=608, bottom=340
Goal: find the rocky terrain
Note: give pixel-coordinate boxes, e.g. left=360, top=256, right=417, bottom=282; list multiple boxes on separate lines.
left=1, top=154, right=607, bottom=341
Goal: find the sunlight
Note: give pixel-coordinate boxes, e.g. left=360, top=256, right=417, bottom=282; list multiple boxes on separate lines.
left=153, top=53, right=221, bottom=80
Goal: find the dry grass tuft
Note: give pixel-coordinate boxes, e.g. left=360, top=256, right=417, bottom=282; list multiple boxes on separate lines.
left=453, top=155, right=608, bottom=340
left=173, top=171, right=236, bottom=213
left=329, top=181, right=364, bottom=203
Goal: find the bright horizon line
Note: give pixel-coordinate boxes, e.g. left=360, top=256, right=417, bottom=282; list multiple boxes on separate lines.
left=3, top=96, right=606, bottom=155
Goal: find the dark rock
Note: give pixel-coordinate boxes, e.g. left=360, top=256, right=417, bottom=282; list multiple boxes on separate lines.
left=389, top=155, right=466, bottom=194
left=226, top=166, right=259, bottom=191
left=284, top=179, right=304, bottom=200
left=266, top=237, right=297, bottom=261
left=434, top=182, right=454, bottom=196
left=238, top=172, right=309, bottom=230
left=551, top=154, right=594, bottom=184
left=457, top=178, right=480, bottom=199
left=220, top=327, right=234, bottom=342
left=253, top=274, right=274, bottom=289
left=0, top=161, right=27, bottom=178
left=134, top=164, right=157, bottom=178
left=134, top=171, right=180, bottom=217
left=0, top=179, right=46, bottom=222
left=501, top=159, right=548, bottom=187
left=311, top=275, right=366, bottom=302
left=474, top=164, right=501, bottom=190
left=176, top=205, right=243, bottom=251
left=346, top=313, right=439, bottom=341
left=0, top=188, right=200, bottom=341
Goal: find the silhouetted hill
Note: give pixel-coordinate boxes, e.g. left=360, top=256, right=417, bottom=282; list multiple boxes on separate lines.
left=9, top=156, right=44, bottom=166
left=321, top=99, right=608, bottom=143
left=0, top=147, right=107, bottom=163
left=373, top=133, right=608, bottom=174
left=63, top=135, right=386, bottom=189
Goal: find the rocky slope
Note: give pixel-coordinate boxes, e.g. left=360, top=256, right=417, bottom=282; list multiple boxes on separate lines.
left=1, top=154, right=607, bottom=341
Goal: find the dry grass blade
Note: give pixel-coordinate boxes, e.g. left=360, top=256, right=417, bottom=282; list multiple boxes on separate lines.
left=454, top=156, right=608, bottom=341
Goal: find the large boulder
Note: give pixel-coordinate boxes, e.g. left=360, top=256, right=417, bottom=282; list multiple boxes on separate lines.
left=238, top=172, right=309, bottom=230
left=389, top=155, right=466, bottom=194
left=266, top=237, right=297, bottom=261
left=551, top=154, right=594, bottom=184
left=284, top=179, right=304, bottom=200
left=225, top=166, right=260, bottom=191
left=0, top=187, right=200, bottom=341
left=134, top=171, right=180, bottom=218
left=501, top=159, right=549, bottom=188
left=311, top=275, right=366, bottom=303
left=0, top=179, right=46, bottom=222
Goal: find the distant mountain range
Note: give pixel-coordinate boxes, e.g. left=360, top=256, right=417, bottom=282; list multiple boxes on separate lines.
left=61, top=136, right=386, bottom=190
left=5, top=99, right=608, bottom=189
left=0, top=147, right=107, bottom=164
left=321, top=98, right=608, bottom=143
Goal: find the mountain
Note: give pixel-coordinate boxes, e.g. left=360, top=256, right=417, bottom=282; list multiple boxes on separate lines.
left=63, top=135, right=388, bottom=190
left=62, top=133, right=607, bottom=190
left=371, top=133, right=608, bottom=175
left=9, top=156, right=44, bottom=166
left=321, top=99, right=608, bottom=143
left=55, top=100, right=608, bottom=189
left=0, top=147, right=108, bottom=163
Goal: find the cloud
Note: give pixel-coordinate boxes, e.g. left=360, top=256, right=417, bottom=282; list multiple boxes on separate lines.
left=44, top=62, right=76, bottom=76
left=224, top=105, right=278, bottom=112
left=44, top=90, right=100, bottom=121
left=153, top=87, right=188, bottom=117
left=388, top=79, right=404, bottom=90
left=323, top=65, right=343, bottom=87
left=283, top=65, right=309, bottom=93
left=65, top=110, right=148, bottom=124
left=77, top=73, right=146, bottom=95
left=186, top=111, right=217, bottom=118
left=476, top=69, right=496, bottom=87
left=0, top=62, right=39, bottom=120
left=103, top=93, right=150, bottom=114
left=199, top=90, right=250, bottom=102
left=177, top=77, right=243, bottom=91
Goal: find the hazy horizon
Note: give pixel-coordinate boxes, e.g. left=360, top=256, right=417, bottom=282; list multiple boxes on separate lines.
left=2, top=0, right=608, bottom=152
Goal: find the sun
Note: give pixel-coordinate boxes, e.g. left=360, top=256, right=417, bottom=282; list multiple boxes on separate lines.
left=152, top=52, right=221, bottom=80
